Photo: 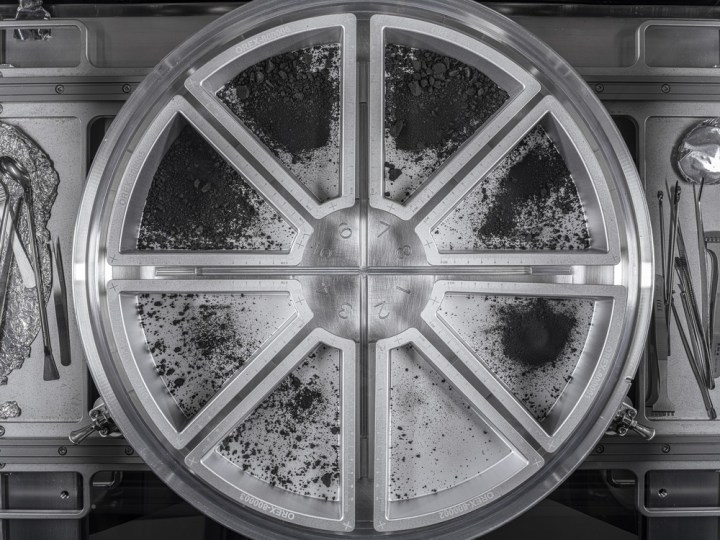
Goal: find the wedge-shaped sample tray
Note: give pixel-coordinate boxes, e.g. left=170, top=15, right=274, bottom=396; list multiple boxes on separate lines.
left=185, top=15, right=357, bottom=219
left=107, top=279, right=312, bottom=449
left=422, top=281, right=626, bottom=451
left=186, top=329, right=355, bottom=531
left=382, top=44, right=510, bottom=204
left=219, top=344, right=341, bottom=500
left=137, top=123, right=296, bottom=252
left=217, top=44, right=342, bottom=203
left=106, top=96, right=312, bottom=267
left=437, top=294, right=594, bottom=423
left=369, top=15, right=540, bottom=220
left=136, top=292, right=297, bottom=419
left=417, top=97, right=621, bottom=265
left=431, top=125, right=590, bottom=252
left=374, top=329, right=543, bottom=531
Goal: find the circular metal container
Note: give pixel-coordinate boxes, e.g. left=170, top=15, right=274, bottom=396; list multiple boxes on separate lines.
left=73, top=1, right=653, bottom=538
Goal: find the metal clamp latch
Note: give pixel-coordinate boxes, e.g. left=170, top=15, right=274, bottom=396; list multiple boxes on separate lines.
left=606, top=398, right=656, bottom=440
left=69, top=398, right=122, bottom=445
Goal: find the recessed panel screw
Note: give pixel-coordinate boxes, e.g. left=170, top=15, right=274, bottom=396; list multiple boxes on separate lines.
left=58, top=446, right=67, bottom=456
left=594, top=83, right=604, bottom=93
left=595, top=444, right=605, bottom=454
left=0, top=426, right=5, bottom=437
left=122, top=84, right=131, bottom=94
left=658, top=488, right=668, bottom=498
left=661, top=444, right=671, bottom=453
left=661, top=84, right=671, bottom=94
left=124, top=446, right=134, bottom=456
left=55, top=85, right=65, bottom=95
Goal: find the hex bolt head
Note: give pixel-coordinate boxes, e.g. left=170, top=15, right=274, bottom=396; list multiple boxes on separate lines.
left=661, top=444, right=671, bottom=453
left=58, top=446, right=67, bottom=456
left=661, top=84, right=671, bottom=94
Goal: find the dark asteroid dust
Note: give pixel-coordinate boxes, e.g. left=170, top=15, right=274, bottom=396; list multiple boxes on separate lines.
left=439, top=294, right=595, bottom=422
left=433, top=125, right=591, bottom=251
left=218, top=345, right=342, bottom=501
left=218, top=44, right=341, bottom=202
left=138, top=125, right=295, bottom=251
left=137, top=292, right=295, bottom=419
left=384, top=44, right=509, bottom=203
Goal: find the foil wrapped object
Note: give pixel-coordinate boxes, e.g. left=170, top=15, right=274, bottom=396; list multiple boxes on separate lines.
left=0, top=123, right=58, bottom=384
left=0, top=400, right=21, bottom=419
left=677, top=118, right=720, bottom=185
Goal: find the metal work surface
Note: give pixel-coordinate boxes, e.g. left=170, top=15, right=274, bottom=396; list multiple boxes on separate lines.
left=0, top=2, right=719, bottom=539
left=71, top=1, right=651, bottom=538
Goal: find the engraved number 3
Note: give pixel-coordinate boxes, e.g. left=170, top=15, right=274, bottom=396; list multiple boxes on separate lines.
left=338, top=303, right=353, bottom=320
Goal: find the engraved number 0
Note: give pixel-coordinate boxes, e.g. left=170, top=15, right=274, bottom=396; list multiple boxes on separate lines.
left=339, top=222, right=352, bottom=239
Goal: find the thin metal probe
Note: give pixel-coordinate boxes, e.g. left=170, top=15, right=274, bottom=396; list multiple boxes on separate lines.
left=666, top=181, right=681, bottom=309
left=677, top=253, right=714, bottom=388
left=679, top=283, right=709, bottom=389
left=658, top=191, right=666, bottom=285
left=677, top=259, right=714, bottom=389
left=671, top=298, right=717, bottom=419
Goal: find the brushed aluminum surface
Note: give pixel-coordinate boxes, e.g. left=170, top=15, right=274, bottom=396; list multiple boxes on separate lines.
left=72, top=1, right=653, bottom=537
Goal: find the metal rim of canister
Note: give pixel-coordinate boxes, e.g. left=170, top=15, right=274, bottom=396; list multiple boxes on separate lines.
left=72, top=1, right=653, bottom=538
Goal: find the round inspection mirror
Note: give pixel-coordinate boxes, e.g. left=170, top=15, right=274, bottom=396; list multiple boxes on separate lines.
left=73, top=1, right=653, bottom=538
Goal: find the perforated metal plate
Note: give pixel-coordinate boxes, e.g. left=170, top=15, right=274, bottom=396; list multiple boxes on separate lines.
left=73, top=1, right=652, bottom=538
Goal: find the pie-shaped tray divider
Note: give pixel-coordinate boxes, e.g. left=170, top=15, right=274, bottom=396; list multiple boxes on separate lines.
left=105, top=279, right=313, bottom=449
left=106, top=96, right=313, bottom=267
left=185, top=328, right=356, bottom=532
left=184, top=14, right=357, bottom=220
left=417, top=96, right=621, bottom=266
left=369, top=14, right=541, bottom=221
left=422, top=281, right=627, bottom=452
left=373, top=328, right=544, bottom=532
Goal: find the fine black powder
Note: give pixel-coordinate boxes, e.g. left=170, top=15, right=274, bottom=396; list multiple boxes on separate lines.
left=217, top=44, right=341, bottom=202
left=384, top=44, right=509, bottom=202
left=495, top=297, right=577, bottom=368
left=438, top=294, right=594, bottom=422
left=218, top=45, right=339, bottom=154
left=137, top=292, right=294, bottom=419
left=138, top=125, right=295, bottom=251
left=432, top=125, right=591, bottom=251
left=219, top=346, right=341, bottom=501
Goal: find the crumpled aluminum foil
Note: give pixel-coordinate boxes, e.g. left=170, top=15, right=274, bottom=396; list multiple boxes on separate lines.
left=0, top=400, right=21, bottom=419
left=677, top=118, right=720, bottom=185
left=0, top=122, right=58, bottom=385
